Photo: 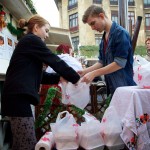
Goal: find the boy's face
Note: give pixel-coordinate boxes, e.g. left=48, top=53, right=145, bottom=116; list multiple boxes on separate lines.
left=87, top=14, right=105, bottom=33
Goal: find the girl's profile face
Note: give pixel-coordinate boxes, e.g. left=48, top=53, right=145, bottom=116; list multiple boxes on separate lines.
left=35, top=23, right=50, bottom=41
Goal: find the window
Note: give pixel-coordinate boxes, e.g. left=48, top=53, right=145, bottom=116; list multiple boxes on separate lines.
left=69, top=13, right=78, bottom=32
left=68, top=0, right=78, bottom=10
left=128, top=0, right=135, bottom=6
left=93, top=0, right=102, bottom=4
left=145, top=13, right=150, bottom=30
left=72, top=36, right=79, bottom=50
left=110, top=0, right=118, bottom=5
left=111, top=11, right=118, bottom=23
left=144, top=0, right=150, bottom=8
left=95, top=35, right=102, bottom=45
left=128, top=11, right=135, bottom=29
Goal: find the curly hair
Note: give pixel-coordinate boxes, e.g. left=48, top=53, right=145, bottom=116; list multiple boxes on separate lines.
left=145, top=37, right=150, bottom=44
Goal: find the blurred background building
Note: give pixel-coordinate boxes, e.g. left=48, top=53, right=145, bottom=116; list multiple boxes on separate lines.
left=54, top=0, right=150, bottom=50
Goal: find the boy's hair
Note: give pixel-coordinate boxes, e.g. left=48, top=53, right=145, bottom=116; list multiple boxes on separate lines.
left=82, top=5, right=106, bottom=23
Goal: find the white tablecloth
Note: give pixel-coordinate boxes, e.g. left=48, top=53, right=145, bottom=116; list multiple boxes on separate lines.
left=109, top=86, right=150, bottom=150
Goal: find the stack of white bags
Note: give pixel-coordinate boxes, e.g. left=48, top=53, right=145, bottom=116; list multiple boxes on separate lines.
left=35, top=53, right=128, bottom=149
left=35, top=109, right=125, bottom=150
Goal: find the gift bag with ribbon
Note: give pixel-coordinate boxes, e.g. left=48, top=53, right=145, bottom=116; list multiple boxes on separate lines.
left=50, top=111, right=79, bottom=150
left=100, top=106, right=124, bottom=150
left=35, top=132, right=54, bottom=150
left=133, top=63, right=150, bottom=88
left=60, top=81, right=90, bottom=109
left=79, top=112, right=104, bottom=150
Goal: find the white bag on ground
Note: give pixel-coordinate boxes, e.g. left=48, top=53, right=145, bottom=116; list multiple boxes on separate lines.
left=79, top=113, right=104, bottom=150
left=61, top=82, right=90, bottom=109
left=133, top=63, right=150, bottom=88
left=50, top=111, right=79, bottom=150
left=100, top=106, right=124, bottom=150
left=35, top=132, right=54, bottom=150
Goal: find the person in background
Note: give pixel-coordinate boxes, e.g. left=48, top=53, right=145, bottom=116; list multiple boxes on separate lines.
left=1, top=15, right=80, bottom=150
left=78, top=5, right=136, bottom=96
left=46, top=44, right=82, bottom=73
left=145, top=37, right=150, bottom=61
left=56, top=44, right=74, bottom=56
left=0, top=35, right=4, bottom=46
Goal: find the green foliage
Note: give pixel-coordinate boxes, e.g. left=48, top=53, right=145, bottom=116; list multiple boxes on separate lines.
left=78, top=45, right=147, bottom=58
left=25, top=0, right=37, bottom=14
left=134, top=46, right=147, bottom=56
left=7, top=23, right=24, bottom=36
left=79, top=45, right=99, bottom=58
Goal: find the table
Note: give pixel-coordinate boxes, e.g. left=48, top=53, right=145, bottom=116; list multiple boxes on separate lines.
left=109, top=86, right=150, bottom=150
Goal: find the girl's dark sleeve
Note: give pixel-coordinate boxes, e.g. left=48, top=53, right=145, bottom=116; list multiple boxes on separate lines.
left=28, top=35, right=80, bottom=84
left=41, top=71, right=60, bottom=84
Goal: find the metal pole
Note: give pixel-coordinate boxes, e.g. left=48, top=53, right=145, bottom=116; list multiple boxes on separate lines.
left=129, top=19, right=132, bottom=37
left=132, top=16, right=142, bottom=52
left=118, top=0, right=128, bottom=30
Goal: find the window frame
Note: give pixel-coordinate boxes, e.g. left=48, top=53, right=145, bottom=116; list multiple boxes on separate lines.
left=71, top=36, right=79, bottom=51
left=128, top=0, right=135, bottom=6
left=69, top=13, right=78, bottom=32
left=128, top=11, right=135, bottom=29
left=145, top=13, right=150, bottom=30
left=144, top=0, right=150, bottom=8
left=110, top=0, right=118, bottom=5
left=93, top=0, right=102, bottom=4
left=68, top=0, right=78, bottom=10
left=111, top=10, right=118, bottom=23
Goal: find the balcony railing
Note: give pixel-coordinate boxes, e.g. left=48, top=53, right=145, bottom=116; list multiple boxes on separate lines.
left=128, top=1, right=135, bottom=6
left=68, top=3, right=78, bottom=10
left=93, top=0, right=102, bottom=4
left=69, top=26, right=79, bottom=32
left=145, top=26, right=150, bottom=30
left=110, top=1, right=118, bottom=5
left=144, top=4, right=150, bottom=8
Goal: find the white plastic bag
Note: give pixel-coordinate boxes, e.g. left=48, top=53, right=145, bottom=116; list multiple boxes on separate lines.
left=79, top=113, right=104, bottom=150
left=133, top=55, right=149, bottom=67
left=60, top=82, right=90, bottom=109
left=35, top=132, right=54, bottom=150
left=133, top=63, right=150, bottom=88
left=82, top=111, right=97, bottom=123
left=50, top=111, right=79, bottom=150
left=46, top=54, right=82, bottom=73
left=100, top=106, right=124, bottom=150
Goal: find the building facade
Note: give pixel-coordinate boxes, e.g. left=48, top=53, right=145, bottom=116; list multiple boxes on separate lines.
left=55, top=0, right=150, bottom=50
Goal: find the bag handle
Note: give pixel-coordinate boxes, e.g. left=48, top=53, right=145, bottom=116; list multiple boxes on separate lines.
left=56, top=111, right=70, bottom=122
left=82, top=112, right=97, bottom=123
